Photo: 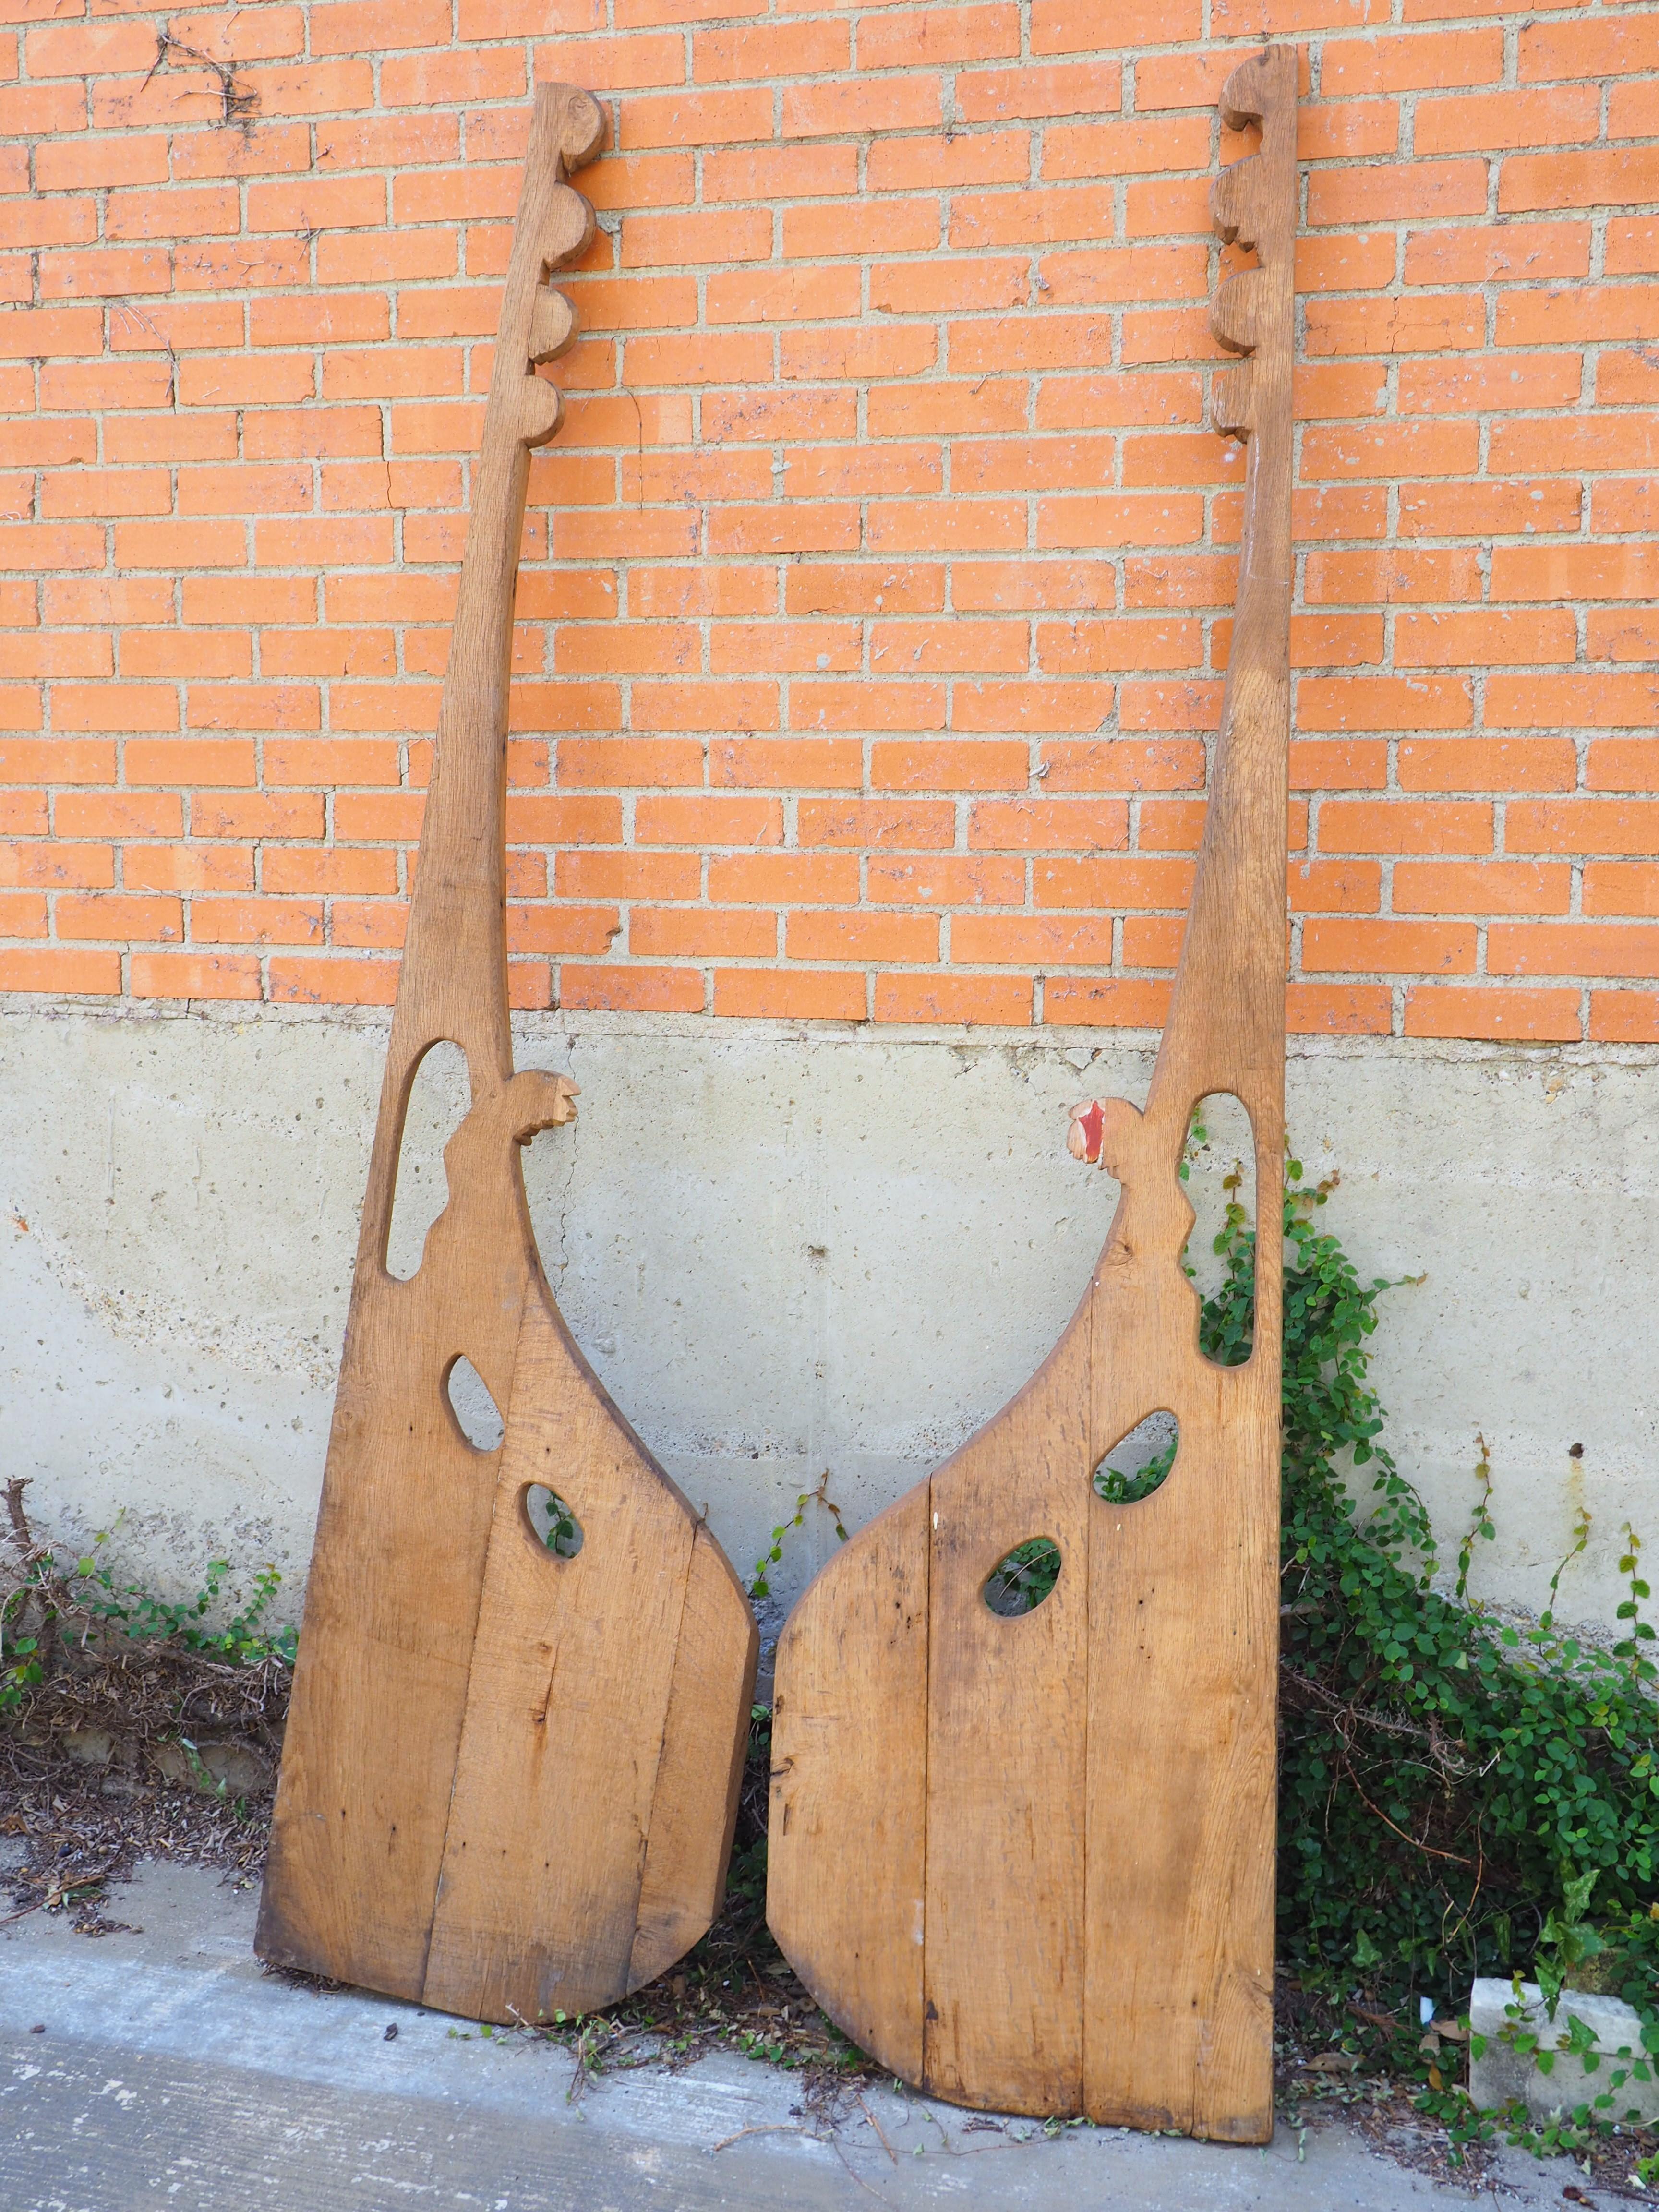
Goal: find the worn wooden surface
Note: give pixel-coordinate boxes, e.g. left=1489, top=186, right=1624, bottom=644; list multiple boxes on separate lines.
left=768, top=45, right=1298, bottom=2141
left=257, top=85, right=757, bottom=2022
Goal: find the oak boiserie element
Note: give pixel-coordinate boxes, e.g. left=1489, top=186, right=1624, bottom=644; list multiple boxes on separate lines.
left=256, top=86, right=757, bottom=2022
left=767, top=47, right=1298, bottom=2140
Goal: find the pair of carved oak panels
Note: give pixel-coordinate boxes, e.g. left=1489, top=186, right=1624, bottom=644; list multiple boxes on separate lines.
left=257, top=46, right=1299, bottom=2144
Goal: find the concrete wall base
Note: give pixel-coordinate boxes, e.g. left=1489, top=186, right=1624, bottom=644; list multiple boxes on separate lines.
left=3, top=1002, right=1654, bottom=1653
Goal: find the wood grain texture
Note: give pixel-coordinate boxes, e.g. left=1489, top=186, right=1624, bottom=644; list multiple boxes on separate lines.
left=256, top=85, right=757, bottom=2020
left=767, top=45, right=1298, bottom=2142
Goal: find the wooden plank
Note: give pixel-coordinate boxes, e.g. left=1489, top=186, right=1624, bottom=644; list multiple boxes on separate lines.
left=768, top=1488, right=929, bottom=2083
left=766, top=45, right=1298, bottom=2138
left=922, top=1335, right=1090, bottom=2114
left=629, top=1524, right=760, bottom=1994
left=422, top=1300, right=695, bottom=2022
left=257, top=84, right=757, bottom=2020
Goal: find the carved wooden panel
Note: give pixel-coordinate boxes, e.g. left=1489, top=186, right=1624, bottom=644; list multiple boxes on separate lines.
left=257, top=85, right=758, bottom=2022
left=767, top=45, right=1299, bottom=2140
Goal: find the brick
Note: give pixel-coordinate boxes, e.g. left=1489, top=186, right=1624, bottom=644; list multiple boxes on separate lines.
left=1394, top=861, right=1568, bottom=917
left=1501, top=149, right=1659, bottom=216
left=1586, top=866, right=1659, bottom=920
left=951, top=914, right=1113, bottom=966
left=1286, top=984, right=1392, bottom=1035
left=869, top=130, right=1031, bottom=195
left=1519, top=15, right=1659, bottom=81
left=1320, top=801, right=1492, bottom=855
left=1398, top=353, right=1582, bottom=416
left=55, top=891, right=182, bottom=943
left=269, top=957, right=398, bottom=1006
left=953, top=682, right=1118, bottom=733
left=1399, top=738, right=1575, bottom=792
left=957, top=59, right=1122, bottom=123
left=1042, top=978, right=1171, bottom=1027
left=631, top=908, right=776, bottom=959
left=636, top=794, right=781, bottom=846
left=1497, top=286, right=1657, bottom=349
left=800, top=799, right=953, bottom=849
left=1418, top=85, right=1598, bottom=155
left=1489, top=924, right=1659, bottom=979
left=871, top=741, right=1026, bottom=791
left=781, top=78, right=942, bottom=146
left=968, top=799, right=1127, bottom=852
left=131, top=952, right=262, bottom=1000
left=713, top=736, right=860, bottom=788
left=708, top=853, right=858, bottom=904
left=1302, top=421, right=1478, bottom=481
left=1508, top=801, right=1659, bottom=856
left=1404, top=986, right=1580, bottom=1042
left=1403, top=221, right=1589, bottom=288
left=788, top=910, right=938, bottom=963
left=559, top=963, right=705, bottom=1013
left=621, top=88, right=775, bottom=149
left=1397, top=479, right=1580, bottom=539
left=868, top=855, right=1025, bottom=906
left=56, top=793, right=182, bottom=840
left=1489, top=675, right=1659, bottom=732
left=193, top=792, right=325, bottom=840
left=791, top=681, right=945, bottom=732
left=0, top=841, right=112, bottom=889
left=1285, top=859, right=1382, bottom=913
left=876, top=973, right=1032, bottom=1026
left=714, top=966, right=864, bottom=1020
left=1395, top=611, right=1576, bottom=670
left=1588, top=991, right=1659, bottom=1043
left=1322, top=27, right=1501, bottom=94
left=0, top=947, right=120, bottom=994
left=1589, top=741, right=1659, bottom=793
left=1606, top=218, right=1659, bottom=277
left=695, top=19, right=847, bottom=78
left=1303, top=918, right=1475, bottom=974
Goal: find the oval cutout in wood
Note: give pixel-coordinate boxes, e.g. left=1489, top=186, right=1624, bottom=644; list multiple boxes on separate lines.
left=385, top=1040, right=472, bottom=1281
left=1184, top=1091, right=1256, bottom=1367
left=984, top=1537, right=1061, bottom=1618
left=445, top=1355, right=504, bottom=1454
left=524, top=1482, right=584, bottom=1558
left=1094, top=1410, right=1179, bottom=1505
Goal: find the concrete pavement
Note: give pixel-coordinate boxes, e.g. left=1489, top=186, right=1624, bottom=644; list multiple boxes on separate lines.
left=0, top=1858, right=1598, bottom=2211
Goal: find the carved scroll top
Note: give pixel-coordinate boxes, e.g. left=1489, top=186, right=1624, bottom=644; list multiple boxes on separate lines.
left=503, top=84, right=606, bottom=451
left=1209, top=46, right=1298, bottom=442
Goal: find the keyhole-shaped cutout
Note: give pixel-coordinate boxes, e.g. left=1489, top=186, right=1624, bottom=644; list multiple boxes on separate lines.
left=984, top=1537, right=1061, bottom=1617
left=386, top=1040, right=471, bottom=1281
left=1184, top=1091, right=1256, bottom=1367
left=1094, top=1410, right=1179, bottom=1504
left=524, top=1483, right=584, bottom=1559
left=446, top=1355, right=504, bottom=1454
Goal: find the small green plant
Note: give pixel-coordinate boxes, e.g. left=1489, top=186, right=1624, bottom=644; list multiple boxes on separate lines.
left=2, top=1480, right=295, bottom=1736
left=749, top=1469, right=847, bottom=1601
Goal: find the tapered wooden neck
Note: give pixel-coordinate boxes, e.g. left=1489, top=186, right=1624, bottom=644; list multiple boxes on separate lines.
left=389, top=85, right=603, bottom=1094
left=1146, top=46, right=1298, bottom=1128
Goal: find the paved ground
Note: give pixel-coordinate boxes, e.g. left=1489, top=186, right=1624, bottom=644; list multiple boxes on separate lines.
left=0, top=1858, right=1600, bottom=2211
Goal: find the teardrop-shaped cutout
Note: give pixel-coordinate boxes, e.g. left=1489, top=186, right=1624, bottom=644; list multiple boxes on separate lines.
left=445, top=1355, right=504, bottom=1454
left=386, top=1040, right=471, bottom=1281
left=983, top=1536, right=1061, bottom=1618
left=524, top=1483, right=584, bottom=1559
left=1093, top=1409, right=1179, bottom=1505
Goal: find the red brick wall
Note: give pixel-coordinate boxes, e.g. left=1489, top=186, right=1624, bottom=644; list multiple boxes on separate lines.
left=3, top=0, right=1657, bottom=1038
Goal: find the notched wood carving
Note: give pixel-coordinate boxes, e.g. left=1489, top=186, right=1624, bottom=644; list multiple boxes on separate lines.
left=1209, top=47, right=1298, bottom=442
left=767, top=46, right=1300, bottom=2143
left=257, top=84, right=757, bottom=2026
